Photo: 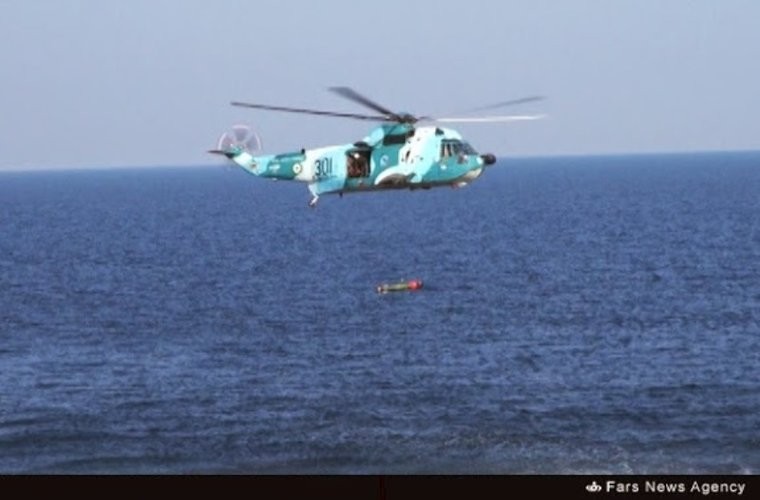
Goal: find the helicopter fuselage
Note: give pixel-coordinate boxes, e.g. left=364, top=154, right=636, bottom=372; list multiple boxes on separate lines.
left=226, top=124, right=495, bottom=206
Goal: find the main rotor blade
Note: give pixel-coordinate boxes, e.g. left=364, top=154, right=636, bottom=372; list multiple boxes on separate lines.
left=431, top=114, right=547, bottom=123
left=231, top=101, right=388, bottom=121
left=328, top=87, right=403, bottom=121
left=452, top=96, right=546, bottom=114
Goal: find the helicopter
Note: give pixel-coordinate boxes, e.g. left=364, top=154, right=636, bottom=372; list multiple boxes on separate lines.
left=210, top=87, right=544, bottom=207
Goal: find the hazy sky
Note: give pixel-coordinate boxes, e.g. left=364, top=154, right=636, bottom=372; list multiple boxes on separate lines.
left=2, top=0, right=759, bottom=169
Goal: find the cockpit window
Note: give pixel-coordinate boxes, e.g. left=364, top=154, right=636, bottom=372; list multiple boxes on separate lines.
left=440, top=140, right=477, bottom=159
left=461, top=142, right=477, bottom=154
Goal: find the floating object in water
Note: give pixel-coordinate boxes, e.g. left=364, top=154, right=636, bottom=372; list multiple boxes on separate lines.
left=376, top=279, right=424, bottom=294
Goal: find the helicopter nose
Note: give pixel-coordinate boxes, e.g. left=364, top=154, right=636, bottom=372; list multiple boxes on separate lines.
left=480, top=153, right=496, bottom=165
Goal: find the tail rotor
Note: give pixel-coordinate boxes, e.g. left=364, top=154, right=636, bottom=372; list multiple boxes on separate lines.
left=209, top=124, right=262, bottom=158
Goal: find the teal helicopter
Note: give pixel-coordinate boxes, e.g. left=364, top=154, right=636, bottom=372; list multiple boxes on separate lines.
left=210, top=87, right=543, bottom=207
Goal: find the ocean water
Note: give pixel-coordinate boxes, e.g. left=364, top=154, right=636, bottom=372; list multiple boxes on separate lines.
left=1, top=152, right=759, bottom=474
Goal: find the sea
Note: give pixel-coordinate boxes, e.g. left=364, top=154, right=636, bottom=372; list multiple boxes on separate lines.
left=1, top=151, right=759, bottom=474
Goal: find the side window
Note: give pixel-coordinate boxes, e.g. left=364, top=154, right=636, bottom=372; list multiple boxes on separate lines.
left=346, top=150, right=371, bottom=178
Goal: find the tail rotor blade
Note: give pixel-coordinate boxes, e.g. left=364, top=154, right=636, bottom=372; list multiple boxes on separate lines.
left=233, top=124, right=249, bottom=143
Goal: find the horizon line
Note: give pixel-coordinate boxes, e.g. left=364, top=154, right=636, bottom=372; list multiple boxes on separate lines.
left=1, top=148, right=759, bottom=172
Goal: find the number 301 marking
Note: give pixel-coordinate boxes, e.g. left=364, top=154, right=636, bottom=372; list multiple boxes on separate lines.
left=315, top=157, right=333, bottom=177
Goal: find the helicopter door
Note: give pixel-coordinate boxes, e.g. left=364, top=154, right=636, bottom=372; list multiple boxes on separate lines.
left=346, top=147, right=371, bottom=178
